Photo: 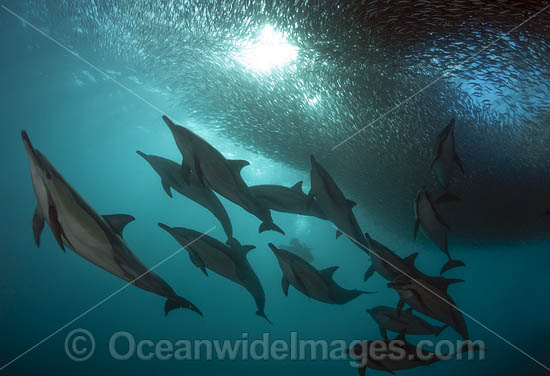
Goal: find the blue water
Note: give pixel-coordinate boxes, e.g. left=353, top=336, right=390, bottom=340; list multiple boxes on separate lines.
left=2, top=2, right=550, bottom=376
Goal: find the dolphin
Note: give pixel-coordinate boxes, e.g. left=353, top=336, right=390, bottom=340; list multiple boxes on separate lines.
left=158, top=223, right=271, bottom=324
left=307, top=155, right=371, bottom=250
left=431, top=118, right=464, bottom=190
left=414, top=186, right=464, bottom=274
left=347, top=333, right=480, bottom=376
left=268, top=243, right=373, bottom=304
left=363, top=237, right=419, bottom=283
left=136, top=151, right=234, bottom=243
left=162, top=115, right=284, bottom=235
left=281, top=237, right=315, bottom=263
left=21, top=131, right=201, bottom=316
left=366, top=305, right=447, bottom=341
left=387, top=275, right=468, bottom=341
left=249, top=181, right=328, bottom=220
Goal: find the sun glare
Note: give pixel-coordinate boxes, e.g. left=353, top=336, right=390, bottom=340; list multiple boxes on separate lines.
left=236, top=25, right=298, bottom=73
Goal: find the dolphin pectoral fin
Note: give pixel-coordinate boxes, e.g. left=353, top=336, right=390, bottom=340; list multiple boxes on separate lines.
left=320, top=266, right=339, bottom=280
left=259, top=222, right=285, bottom=235
left=189, top=251, right=208, bottom=276
left=161, top=179, right=173, bottom=198
left=165, top=296, right=202, bottom=316
left=32, top=206, right=45, bottom=247
left=290, top=181, right=304, bottom=193
left=363, top=265, right=375, bottom=282
left=440, top=259, right=466, bottom=275
left=413, top=219, right=420, bottom=239
left=227, top=159, right=250, bottom=174
left=194, top=158, right=206, bottom=187
left=403, top=252, right=418, bottom=267
left=436, top=193, right=461, bottom=205
left=48, top=202, right=65, bottom=252
left=281, top=277, right=290, bottom=296
left=454, top=153, right=465, bottom=174
left=102, top=214, right=136, bottom=238
left=336, top=229, right=343, bottom=239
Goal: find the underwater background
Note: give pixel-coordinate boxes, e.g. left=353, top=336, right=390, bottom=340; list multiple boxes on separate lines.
left=1, top=1, right=550, bottom=375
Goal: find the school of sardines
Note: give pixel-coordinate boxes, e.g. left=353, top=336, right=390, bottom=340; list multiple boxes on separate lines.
left=21, top=114, right=475, bottom=374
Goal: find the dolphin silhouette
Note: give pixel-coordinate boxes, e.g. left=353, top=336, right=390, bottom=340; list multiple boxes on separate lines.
left=414, top=186, right=464, bottom=274
left=431, top=118, right=464, bottom=190
left=249, top=181, right=328, bottom=220
left=158, top=223, right=271, bottom=324
left=137, top=151, right=234, bottom=243
left=348, top=332, right=480, bottom=376
left=388, top=275, right=468, bottom=341
left=366, top=305, right=447, bottom=340
left=163, top=115, right=284, bottom=235
left=21, top=131, right=201, bottom=316
left=363, top=236, right=419, bottom=283
left=307, top=155, right=371, bottom=251
left=269, top=243, right=373, bottom=304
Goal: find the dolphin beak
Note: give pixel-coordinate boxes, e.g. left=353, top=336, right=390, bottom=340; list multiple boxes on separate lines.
left=136, top=150, right=147, bottom=159
left=158, top=222, right=171, bottom=232
left=267, top=243, right=279, bottom=255
left=21, top=130, right=36, bottom=159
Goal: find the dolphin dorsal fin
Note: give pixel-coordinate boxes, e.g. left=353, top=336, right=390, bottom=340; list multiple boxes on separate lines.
left=227, top=159, right=250, bottom=174
left=103, top=214, right=135, bottom=238
left=242, top=245, right=256, bottom=253
left=346, top=199, right=357, bottom=208
left=290, top=181, right=303, bottom=193
left=403, top=252, right=418, bottom=267
left=320, top=266, right=339, bottom=280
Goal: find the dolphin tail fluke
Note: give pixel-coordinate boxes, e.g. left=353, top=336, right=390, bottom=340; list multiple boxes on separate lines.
left=435, top=324, right=448, bottom=337
left=256, top=310, right=272, bottom=325
left=165, top=296, right=202, bottom=317
left=259, top=222, right=285, bottom=235
left=440, top=259, right=466, bottom=275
